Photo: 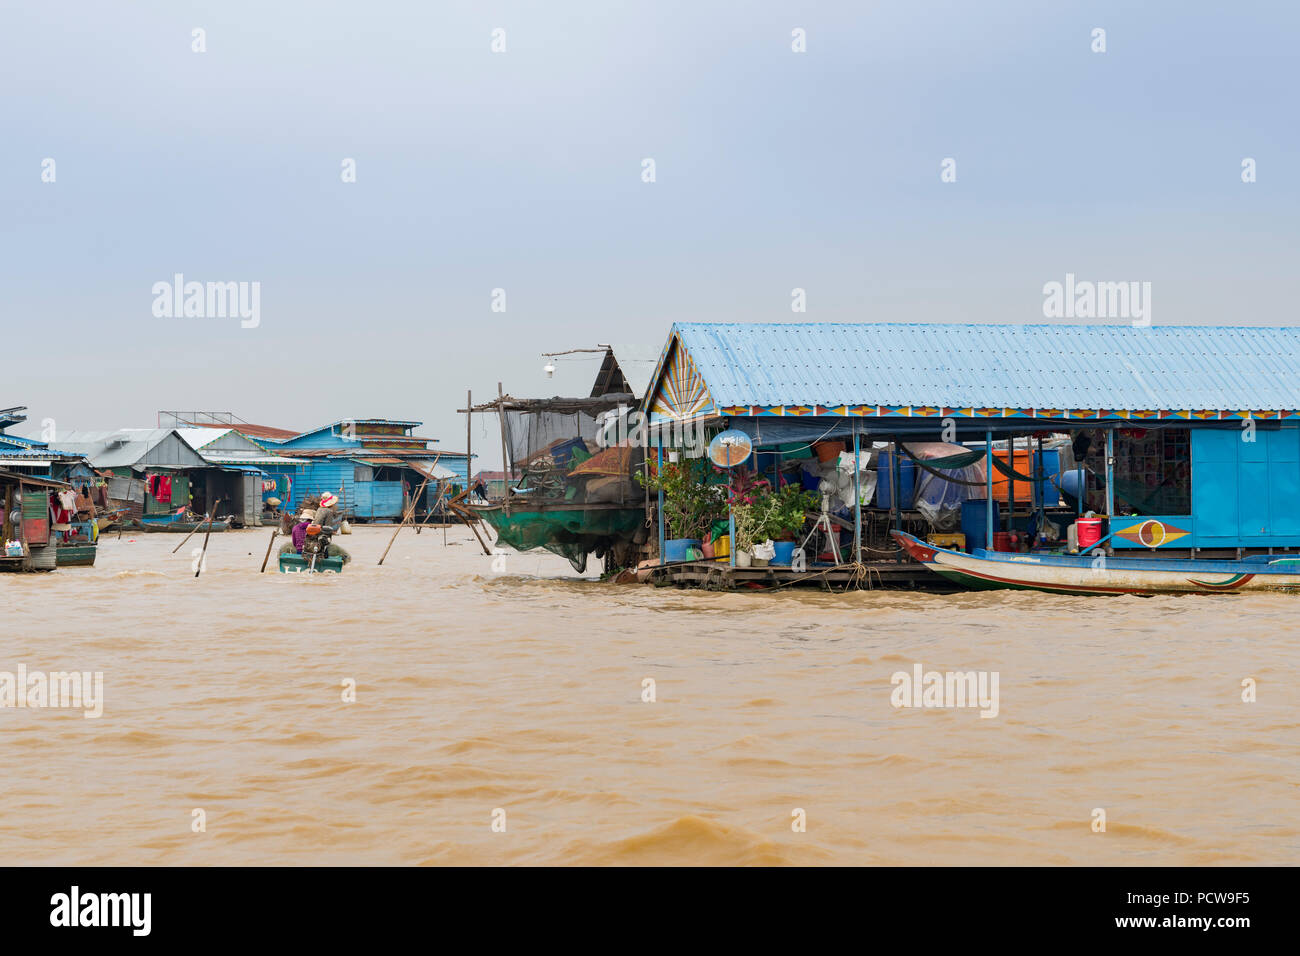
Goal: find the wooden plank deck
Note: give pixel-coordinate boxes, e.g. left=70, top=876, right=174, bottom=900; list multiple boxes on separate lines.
left=646, top=559, right=956, bottom=592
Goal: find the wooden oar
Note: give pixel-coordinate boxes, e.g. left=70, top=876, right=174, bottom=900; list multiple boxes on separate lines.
left=171, top=498, right=223, bottom=554
left=194, top=499, right=222, bottom=578
left=259, top=529, right=278, bottom=573
left=377, top=475, right=430, bottom=565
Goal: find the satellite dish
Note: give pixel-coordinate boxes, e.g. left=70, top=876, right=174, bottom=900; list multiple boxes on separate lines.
left=708, top=429, right=753, bottom=468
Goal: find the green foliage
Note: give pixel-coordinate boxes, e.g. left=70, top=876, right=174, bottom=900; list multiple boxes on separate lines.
left=637, top=455, right=724, bottom=540
left=761, top=484, right=819, bottom=540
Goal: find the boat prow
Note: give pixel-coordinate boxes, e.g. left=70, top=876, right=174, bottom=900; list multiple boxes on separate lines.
left=891, top=530, right=1300, bottom=596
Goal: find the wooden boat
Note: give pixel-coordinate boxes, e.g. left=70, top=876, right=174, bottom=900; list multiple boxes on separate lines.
left=278, top=553, right=344, bottom=573
left=56, top=543, right=97, bottom=567
left=892, top=530, right=1300, bottom=595
left=55, top=521, right=98, bottom=567
left=138, top=519, right=229, bottom=533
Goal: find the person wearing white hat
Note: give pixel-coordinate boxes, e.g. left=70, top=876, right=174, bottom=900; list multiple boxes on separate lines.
left=313, top=493, right=350, bottom=564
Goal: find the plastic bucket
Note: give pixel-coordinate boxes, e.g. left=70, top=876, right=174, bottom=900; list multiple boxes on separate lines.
left=663, top=538, right=701, bottom=562
left=992, top=532, right=1013, bottom=552
left=713, top=534, right=730, bottom=561
left=1077, top=518, right=1103, bottom=550
left=772, top=541, right=797, bottom=565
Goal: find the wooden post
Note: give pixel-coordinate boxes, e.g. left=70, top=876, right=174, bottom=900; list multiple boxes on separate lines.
left=259, top=529, right=277, bottom=572
left=172, top=498, right=222, bottom=554
left=194, top=499, right=222, bottom=578
left=985, top=429, right=994, bottom=550
left=497, top=382, right=511, bottom=516
left=852, top=429, right=862, bottom=564
left=657, top=434, right=666, bottom=565
left=377, top=474, right=430, bottom=565
left=466, top=388, right=472, bottom=505
left=891, top=439, right=902, bottom=533
left=1007, top=434, right=1016, bottom=534
left=1104, top=427, right=1115, bottom=543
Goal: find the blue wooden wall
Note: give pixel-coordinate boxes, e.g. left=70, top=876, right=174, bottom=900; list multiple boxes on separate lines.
left=1112, top=425, right=1300, bottom=549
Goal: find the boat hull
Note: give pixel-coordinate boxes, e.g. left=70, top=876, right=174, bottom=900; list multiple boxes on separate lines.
left=56, top=545, right=97, bottom=567
left=892, top=531, right=1300, bottom=595
left=278, top=553, right=344, bottom=573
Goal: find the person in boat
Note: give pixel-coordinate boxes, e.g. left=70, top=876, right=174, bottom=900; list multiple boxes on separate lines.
left=278, top=510, right=316, bottom=557
left=313, top=492, right=351, bottom=564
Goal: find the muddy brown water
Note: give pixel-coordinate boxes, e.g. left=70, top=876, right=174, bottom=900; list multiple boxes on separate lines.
left=1, top=527, right=1295, bottom=865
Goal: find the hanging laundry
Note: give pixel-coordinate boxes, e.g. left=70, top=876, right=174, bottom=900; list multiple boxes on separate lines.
left=156, top=474, right=172, bottom=503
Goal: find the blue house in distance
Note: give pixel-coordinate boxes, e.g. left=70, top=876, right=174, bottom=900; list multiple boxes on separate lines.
left=256, top=418, right=471, bottom=521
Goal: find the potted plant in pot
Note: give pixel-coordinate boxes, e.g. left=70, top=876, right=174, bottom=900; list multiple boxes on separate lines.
left=726, top=471, right=771, bottom=567
left=762, top=483, right=819, bottom=565
left=638, top=456, right=723, bottom=562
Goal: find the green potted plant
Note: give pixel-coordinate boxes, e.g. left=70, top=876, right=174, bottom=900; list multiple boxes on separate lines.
left=762, top=483, right=818, bottom=565
left=638, top=456, right=723, bottom=562
left=727, top=471, right=771, bottom=567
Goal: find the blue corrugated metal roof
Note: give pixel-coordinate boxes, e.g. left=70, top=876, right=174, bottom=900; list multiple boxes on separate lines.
left=669, top=323, right=1300, bottom=411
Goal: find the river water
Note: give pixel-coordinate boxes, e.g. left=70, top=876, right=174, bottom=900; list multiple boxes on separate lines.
left=1, top=526, right=1295, bottom=865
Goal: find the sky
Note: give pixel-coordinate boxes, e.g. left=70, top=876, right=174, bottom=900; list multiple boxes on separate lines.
left=3, top=1, right=1297, bottom=466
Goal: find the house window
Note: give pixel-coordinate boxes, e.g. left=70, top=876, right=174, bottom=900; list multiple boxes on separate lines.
left=1079, top=427, right=1191, bottom=516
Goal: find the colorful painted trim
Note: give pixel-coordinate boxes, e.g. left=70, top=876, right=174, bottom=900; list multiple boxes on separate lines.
left=714, top=405, right=1299, bottom=421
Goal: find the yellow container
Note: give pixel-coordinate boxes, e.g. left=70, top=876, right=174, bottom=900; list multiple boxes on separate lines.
left=927, top=532, right=966, bottom=550
left=713, top=534, right=731, bottom=561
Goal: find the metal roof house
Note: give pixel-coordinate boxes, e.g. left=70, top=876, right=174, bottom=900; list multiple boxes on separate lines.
left=54, top=428, right=273, bottom=526
left=256, top=418, right=466, bottom=521
left=0, top=406, right=84, bottom=476
left=643, top=322, right=1300, bottom=556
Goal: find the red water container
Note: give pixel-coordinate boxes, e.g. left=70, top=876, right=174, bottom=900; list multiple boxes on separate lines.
left=992, top=532, right=1013, bottom=552
left=1077, top=517, right=1103, bottom=550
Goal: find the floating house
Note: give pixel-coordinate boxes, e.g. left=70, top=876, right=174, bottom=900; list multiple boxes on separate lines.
left=0, top=406, right=83, bottom=478
left=52, top=427, right=277, bottom=526
left=256, top=419, right=469, bottom=521
left=643, top=323, right=1300, bottom=567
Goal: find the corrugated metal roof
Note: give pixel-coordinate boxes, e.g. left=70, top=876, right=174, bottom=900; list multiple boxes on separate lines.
left=669, top=323, right=1300, bottom=411
left=54, top=429, right=178, bottom=467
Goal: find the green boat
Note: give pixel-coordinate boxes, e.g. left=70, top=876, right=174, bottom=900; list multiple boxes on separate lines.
left=278, top=553, right=345, bottom=573
left=474, top=501, right=644, bottom=572
left=55, top=543, right=97, bottom=567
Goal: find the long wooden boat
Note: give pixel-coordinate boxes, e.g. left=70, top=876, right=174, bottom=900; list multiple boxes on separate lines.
left=56, top=544, right=97, bottom=567
left=892, top=530, right=1300, bottom=595
left=137, top=519, right=229, bottom=533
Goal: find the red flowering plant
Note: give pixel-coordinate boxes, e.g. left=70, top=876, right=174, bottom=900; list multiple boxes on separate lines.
left=726, top=470, right=772, bottom=553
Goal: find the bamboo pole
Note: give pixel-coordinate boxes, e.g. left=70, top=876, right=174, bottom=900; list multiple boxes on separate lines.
left=497, top=382, right=511, bottom=515
left=259, top=529, right=277, bottom=573
left=194, top=499, right=222, bottom=578
left=377, top=474, right=431, bottom=565
left=172, top=497, right=222, bottom=554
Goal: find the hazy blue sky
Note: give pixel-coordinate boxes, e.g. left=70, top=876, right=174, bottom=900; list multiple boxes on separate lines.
left=3, top=1, right=1297, bottom=463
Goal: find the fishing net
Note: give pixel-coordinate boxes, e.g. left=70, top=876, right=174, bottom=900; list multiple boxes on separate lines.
left=484, top=507, right=645, bottom=572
